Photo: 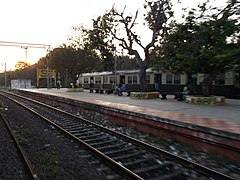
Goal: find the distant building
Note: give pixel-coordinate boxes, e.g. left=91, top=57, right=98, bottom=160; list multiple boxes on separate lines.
left=11, top=79, right=32, bottom=89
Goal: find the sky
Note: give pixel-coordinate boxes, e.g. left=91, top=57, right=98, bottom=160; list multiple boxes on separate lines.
left=0, top=0, right=225, bottom=71
left=0, top=0, right=144, bottom=71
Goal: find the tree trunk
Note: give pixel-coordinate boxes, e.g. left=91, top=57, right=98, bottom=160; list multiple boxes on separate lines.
left=201, top=74, right=214, bottom=96
left=139, top=62, right=147, bottom=92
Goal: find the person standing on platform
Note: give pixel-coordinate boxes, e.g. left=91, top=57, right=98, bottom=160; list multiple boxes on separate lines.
left=57, top=80, right=61, bottom=89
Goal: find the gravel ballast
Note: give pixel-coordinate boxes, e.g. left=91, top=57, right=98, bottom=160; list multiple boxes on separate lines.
left=0, top=95, right=108, bottom=179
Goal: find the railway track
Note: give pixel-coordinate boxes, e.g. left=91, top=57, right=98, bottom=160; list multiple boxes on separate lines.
left=0, top=108, right=37, bottom=179
left=0, top=91, right=236, bottom=180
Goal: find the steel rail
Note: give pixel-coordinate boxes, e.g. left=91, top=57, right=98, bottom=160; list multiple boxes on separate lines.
left=0, top=112, right=38, bottom=180
left=1, top=91, right=237, bottom=180
left=0, top=92, right=143, bottom=180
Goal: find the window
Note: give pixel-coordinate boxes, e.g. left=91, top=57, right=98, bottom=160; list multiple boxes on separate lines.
left=174, top=74, right=180, bottom=84
left=110, top=76, right=115, bottom=84
left=84, top=77, right=89, bottom=84
left=103, top=76, right=108, bottom=84
left=166, top=74, right=181, bottom=84
left=95, top=77, right=101, bottom=84
left=128, top=75, right=138, bottom=84
left=215, top=74, right=225, bottom=85
left=166, top=74, right=172, bottom=84
left=128, top=76, right=132, bottom=84
left=133, top=75, right=137, bottom=84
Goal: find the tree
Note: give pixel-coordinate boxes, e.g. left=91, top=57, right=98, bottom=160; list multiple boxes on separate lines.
left=84, top=27, right=115, bottom=71
left=95, top=0, right=174, bottom=91
left=117, top=56, right=139, bottom=70
left=156, top=0, right=240, bottom=95
left=43, top=44, right=103, bottom=87
left=15, top=61, right=30, bottom=70
left=68, top=23, right=115, bottom=72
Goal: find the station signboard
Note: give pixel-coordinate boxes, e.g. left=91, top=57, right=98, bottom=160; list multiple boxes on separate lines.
left=37, top=68, right=56, bottom=78
left=37, top=68, right=57, bottom=87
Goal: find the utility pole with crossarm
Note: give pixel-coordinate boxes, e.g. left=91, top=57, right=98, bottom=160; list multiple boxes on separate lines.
left=0, top=41, right=51, bottom=88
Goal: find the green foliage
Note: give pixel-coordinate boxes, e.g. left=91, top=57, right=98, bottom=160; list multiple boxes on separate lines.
left=117, top=56, right=139, bottom=70
left=154, top=1, right=240, bottom=75
left=68, top=20, right=116, bottom=71
left=0, top=101, right=4, bottom=109
left=44, top=44, right=103, bottom=86
left=144, top=0, right=173, bottom=33
left=18, top=136, right=28, bottom=146
left=152, top=1, right=240, bottom=95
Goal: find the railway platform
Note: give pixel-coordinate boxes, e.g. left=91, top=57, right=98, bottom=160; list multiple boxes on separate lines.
left=21, top=88, right=240, bottom=131
left=16, top=88, right=240, bottom=162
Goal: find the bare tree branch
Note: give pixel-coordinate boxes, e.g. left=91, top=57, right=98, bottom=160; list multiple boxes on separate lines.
left=129, top=10, right=139, bottom=29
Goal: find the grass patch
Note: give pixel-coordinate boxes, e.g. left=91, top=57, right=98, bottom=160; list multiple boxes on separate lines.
left=18, top=137, right=28, bottom=146
left=207, top=152, right=231, bottom=165
left=0, top=101, right=4, bottom=108
left=44, top=152, right=65, bottom=178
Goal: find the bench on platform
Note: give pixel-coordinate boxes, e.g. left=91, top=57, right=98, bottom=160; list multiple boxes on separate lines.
left=99, top=84, right=114, bottom=94
left=126, top=84, right=141, bottom=96
left=160, top=92, right=184, bottom=101
left=89, top=84, right=101, bottom=93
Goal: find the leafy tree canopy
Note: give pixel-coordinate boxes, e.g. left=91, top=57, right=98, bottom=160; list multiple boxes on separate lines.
left=15, top=61, right=31, bottom=70
left=68, top=21, right=116, bottom=71
left=152, top=0, right=240, bottom=95
left=154, top=0, right=240, bottom=75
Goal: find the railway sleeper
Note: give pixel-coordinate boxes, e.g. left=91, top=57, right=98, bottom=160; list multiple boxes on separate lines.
left=122, top=158, right=153, bottom=167
left=112, top=151, right=146, bottom=161
left=97, top=167, right=125, bottom=179
left=63, top=125, right=90, bottom=130
left=97, top=142, right=128, bottom=151
left=105, top=173, right=122, bottom=180
left=72, top=130, right=99, bottom=136
left=84, top=136, right=111, bottom=143
left=65, top=125, right=92, bottom=131
left=103, top=146, right=136, bottom=156
left=134, top=163, right=183, bottom=179
left=157, top=169, right=188, bottom=180
left=90, top=139, right=119, bottom=146
left=78, top=132, right=105, bottom=139
left=66, top=128, right=90, bottom=133
left=134, top=162, right=174, bottom=174
left=62, top=122, right=82, bottom=127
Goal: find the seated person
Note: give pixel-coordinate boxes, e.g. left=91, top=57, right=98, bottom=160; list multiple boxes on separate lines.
left=118, top=83, right=126, bottom=96
left=183, top=86, right=188, bottom=94
left=182, top=86, right=189, bottom=100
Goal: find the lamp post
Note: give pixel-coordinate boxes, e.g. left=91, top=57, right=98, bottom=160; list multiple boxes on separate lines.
left=46, top=47, right=51, bottom=89
left=4, top=63, right=6, bottom=88
left=47, top=60, right=50, bottom=89
left=114, top=48, right=117, bottom=92
left=21, top=46, right=28, bottom=62
left=0, top=63, right=7, bottom=88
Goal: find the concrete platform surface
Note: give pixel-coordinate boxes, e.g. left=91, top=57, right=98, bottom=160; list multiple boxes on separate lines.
left=21, top=88, right=240, bottom=135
